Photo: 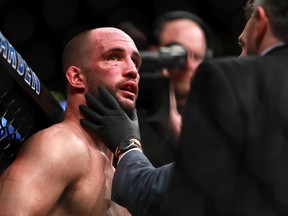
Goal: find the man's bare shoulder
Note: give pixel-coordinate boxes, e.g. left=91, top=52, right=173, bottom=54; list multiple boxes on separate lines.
left=17, top=122, right=92, bottom=169
left=27, top=122, right=85, bottom=149
left=24, top=124, right=64, bottom=148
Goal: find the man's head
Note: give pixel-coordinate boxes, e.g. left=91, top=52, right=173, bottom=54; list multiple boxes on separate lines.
left=153, top=10, right=213, bottom=107
left=62, top=27, right=142, bottom=115
left=238, top=0, right=288, bottom=56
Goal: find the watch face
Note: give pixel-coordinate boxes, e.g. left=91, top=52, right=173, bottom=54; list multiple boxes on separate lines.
left=116, top=139, right=142, bottom=159
left=120, top=140, right=134, bottom=150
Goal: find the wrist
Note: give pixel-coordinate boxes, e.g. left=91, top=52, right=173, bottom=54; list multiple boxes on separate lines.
left=115, top=138, right=142, bottom=160
left=117, top=147, right=143, bottom=164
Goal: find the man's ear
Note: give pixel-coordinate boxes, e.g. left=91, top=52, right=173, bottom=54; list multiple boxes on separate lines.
left=254, top=6, right=268, bottom=41
left=66, top=66, right=86, bottom=89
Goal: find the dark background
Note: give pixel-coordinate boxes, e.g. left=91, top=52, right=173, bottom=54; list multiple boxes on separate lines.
left=0, top=0, right=247, bottom=95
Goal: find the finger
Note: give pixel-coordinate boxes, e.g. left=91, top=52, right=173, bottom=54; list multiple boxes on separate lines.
left=85, top=93, right=109, bottom=115
left=80, top=119, right=103, bottom=131
left=79, top=104, right=104, bottom=124
left=98, top=86, right=121, bottom=109
left=131, top=109, right=139, bottom=121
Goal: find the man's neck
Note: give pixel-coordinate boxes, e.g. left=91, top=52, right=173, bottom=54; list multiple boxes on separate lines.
left=62, top=112, right=114, bottom=161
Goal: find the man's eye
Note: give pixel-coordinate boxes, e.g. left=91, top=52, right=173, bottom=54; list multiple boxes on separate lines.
left=194, top=54, right=205, bottom=62
left=109, top=55, right=118, bottom=60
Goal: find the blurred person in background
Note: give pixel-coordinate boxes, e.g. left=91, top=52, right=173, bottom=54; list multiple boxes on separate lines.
left=153, top=10, right=214, bottom=109
left=139, top=10, right=214, bottom=167
left=238, top=27, right=248, bottom=57
left=80, top=0, right=288, bottom=215
left=238, top=3, right=251, bottom=58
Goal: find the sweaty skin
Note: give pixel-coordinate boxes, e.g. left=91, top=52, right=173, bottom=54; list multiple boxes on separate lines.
left=0, top=27, right=141, bottom=216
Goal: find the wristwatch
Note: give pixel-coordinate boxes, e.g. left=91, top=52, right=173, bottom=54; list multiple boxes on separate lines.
left=115, top=138, right=142, bottom=159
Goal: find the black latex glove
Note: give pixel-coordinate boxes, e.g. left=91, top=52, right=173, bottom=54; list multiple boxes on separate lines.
left=79, top=86, right=141, bottom=154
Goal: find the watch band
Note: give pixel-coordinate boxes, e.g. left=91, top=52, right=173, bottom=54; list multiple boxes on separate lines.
left=115, top=138, right=142, bottom=159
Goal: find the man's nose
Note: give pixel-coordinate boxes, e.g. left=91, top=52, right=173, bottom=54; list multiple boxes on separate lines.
left=123, top=58, right=139, bottom=79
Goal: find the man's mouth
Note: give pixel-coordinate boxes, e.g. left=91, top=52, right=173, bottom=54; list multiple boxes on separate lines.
left=121, top=82, right=138, bottom=95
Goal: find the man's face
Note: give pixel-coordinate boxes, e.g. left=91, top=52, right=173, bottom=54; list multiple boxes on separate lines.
left=159, top=19, right=207, bottom=106
left=238, top=23, right=248, bottom=57
left=238, top=3, right=271, bottom=57
left=84, top=29, right=142, bottom=114
left=238, top=16, right=262, bottom=57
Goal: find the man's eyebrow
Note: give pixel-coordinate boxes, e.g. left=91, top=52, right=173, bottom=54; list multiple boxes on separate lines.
left=101, top=47, right=124, bottom=58
left=105, top=47, right=125, bottom=53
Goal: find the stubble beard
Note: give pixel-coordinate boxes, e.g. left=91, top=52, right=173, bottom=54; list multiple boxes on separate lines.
left=88, top=79, right=138, bottom=119
left=116, top=94, right=138, bottom=119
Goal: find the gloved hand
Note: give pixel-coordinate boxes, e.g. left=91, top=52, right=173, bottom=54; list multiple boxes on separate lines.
left=79, top=86, right=141, bottom=154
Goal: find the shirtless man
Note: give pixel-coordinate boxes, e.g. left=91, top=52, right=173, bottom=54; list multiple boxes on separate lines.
left=0, top=27, right=141, bottom=216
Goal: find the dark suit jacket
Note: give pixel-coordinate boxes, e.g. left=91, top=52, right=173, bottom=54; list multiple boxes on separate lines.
left=174, top=44, right=288, bottom=215
left=112, top=44, right=288, bottom=216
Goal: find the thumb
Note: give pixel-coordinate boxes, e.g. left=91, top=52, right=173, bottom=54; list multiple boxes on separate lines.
left=130, top=109, right=139, bottom=122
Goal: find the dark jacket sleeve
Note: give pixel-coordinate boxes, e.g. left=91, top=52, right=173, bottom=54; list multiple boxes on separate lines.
left=174, top=57, right=280, bottom=215
left=112, top=150, right=174, bottom=216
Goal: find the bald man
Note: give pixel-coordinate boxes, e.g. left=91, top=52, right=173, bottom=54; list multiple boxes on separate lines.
left=0, top=27, right=141, bottom=216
